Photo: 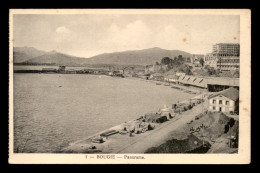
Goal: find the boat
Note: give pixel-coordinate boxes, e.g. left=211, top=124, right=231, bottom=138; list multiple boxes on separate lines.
left=156, top=83, right=161, bottom=85
left=91, top=136, right=104, bottom=143
left=100, top=130, right=119, bottom=137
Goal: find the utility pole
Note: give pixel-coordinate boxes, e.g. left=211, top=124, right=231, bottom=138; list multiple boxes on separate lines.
left=229, top=124, right=232, bottom=148
left=201, top=94, right=204, bottom=114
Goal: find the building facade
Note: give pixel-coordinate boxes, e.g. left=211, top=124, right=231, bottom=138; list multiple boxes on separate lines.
left=208, top=87, right=239, bottom=114
left=204, top=43, right=240, bottom=71
left=213, top=43, right=240, bottom=71
left=204, top=53, right=217, bottom=68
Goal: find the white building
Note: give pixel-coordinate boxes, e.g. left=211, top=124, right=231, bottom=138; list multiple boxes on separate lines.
left=208, top=87, right=239, bottom=114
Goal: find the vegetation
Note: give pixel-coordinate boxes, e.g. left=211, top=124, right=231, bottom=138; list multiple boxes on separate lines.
left=199, top=58, right=204, bottom=67
left=192, top=65, right=240, bottom=78
left=161, top=57, right=171, bottom=65
left=155, top=55, right=193, bottom=75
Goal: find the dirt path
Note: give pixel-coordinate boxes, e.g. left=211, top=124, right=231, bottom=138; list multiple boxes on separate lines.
left=114, top=102, right=207, bottom=153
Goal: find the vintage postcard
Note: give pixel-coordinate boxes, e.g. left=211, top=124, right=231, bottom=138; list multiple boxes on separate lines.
left=9, top=9, right=251, bottom=164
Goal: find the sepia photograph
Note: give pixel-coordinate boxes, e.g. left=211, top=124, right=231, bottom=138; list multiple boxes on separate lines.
left=9, top=9, right=251, bottom=164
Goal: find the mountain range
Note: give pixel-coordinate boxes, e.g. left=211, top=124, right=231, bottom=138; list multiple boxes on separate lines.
left=13, top=47, right=192, bottom=66
left=13, top=47, right=46, bottom=63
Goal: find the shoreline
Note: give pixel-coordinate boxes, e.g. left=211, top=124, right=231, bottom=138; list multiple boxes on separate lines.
left=15, top=71, right=211, bottom=153
left=62, top=91, right=205, bottom=153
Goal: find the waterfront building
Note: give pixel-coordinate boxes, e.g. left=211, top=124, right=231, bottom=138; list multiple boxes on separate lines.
left=208, top=87, right=239, bottom=114
left=164, top=75, right=179, bottom=83
left=58, top=65, right=66, bottom=72
left=178, top=75, right=207, bottom=88
left=205, top=43, right=240, bottom=71
left=42, top=68, right=57, bottom=73
left=66, top=69, right=76, bottom=74
left=177, top=74, right=239, bottom=92
left=176, top=72, right=186, bottom=77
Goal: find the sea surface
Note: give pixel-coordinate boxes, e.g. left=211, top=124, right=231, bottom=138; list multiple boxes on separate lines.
left=14, top=73, right=193, bottom=153
left=13, top=65, right=100, bottom=70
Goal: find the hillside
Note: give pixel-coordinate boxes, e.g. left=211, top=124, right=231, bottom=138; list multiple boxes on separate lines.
left=17, top=47, right=192, bottom=66
left=86, top=47, right=192, bottom=65
left=13, top=47, right=46, bottom=63
left=25, top=51, right=87, bottom=66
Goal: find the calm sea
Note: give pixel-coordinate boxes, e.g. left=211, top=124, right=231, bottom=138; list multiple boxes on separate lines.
left=14, top=73, right=193, bottom=153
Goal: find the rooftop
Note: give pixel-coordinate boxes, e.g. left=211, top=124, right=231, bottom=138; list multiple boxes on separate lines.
left=210, top=87, right=239, bottom=101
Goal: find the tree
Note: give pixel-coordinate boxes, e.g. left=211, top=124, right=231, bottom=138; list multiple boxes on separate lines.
left=207, top=67, right=219, bottom=76
left=161, top=57, right=171, bottom=65
left=177, top=55, right=184, bottom=62
left=232, top=69, right=240, bottom=78
left=155, top=61, right=160, bottom=65
left=199, top=58, right=204, bottom=67
left=179, top=64, right=193, bottom=75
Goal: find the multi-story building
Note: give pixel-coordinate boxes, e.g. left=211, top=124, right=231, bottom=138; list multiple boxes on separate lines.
left=208, top=87, right=239, bottom=114
left=212, top=43, right=240, bottom=71
left=204, top=43, right=240, bottom=71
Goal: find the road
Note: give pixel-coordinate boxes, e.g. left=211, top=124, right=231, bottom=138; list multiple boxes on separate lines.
left=114, top=101, right=207, bottom=153
left=64, top=96, right=208, bottom=154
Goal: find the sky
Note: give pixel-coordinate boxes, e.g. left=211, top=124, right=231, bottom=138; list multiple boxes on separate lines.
left=13, top=14, right=240, bottom=58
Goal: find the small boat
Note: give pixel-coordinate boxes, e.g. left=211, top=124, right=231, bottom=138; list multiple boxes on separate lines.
left=92, top=136, right=104, bottom=143
left=100, top=130, right=119, bottom=137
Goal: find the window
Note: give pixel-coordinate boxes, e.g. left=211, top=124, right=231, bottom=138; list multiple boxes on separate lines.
left=219, top=100, right=222, bottom=104
left=213, top=100, right=216, bottom=104
left=226, top=101, right=230, bottom=105
left=213, top=106, right=216, bottom=110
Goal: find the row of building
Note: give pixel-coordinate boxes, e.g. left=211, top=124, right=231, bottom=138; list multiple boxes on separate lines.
left=194, top=43, right=240, bottom=71
left=144, top=43, right=240, bottom=72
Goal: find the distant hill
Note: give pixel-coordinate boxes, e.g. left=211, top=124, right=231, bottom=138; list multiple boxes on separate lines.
left=13, top=47, right=47, bottom=63
left=17, top=47, right=192, bottom=66
left=25, top=51, right=87, bottom=66
left=85, top=47, right=192, bottom=65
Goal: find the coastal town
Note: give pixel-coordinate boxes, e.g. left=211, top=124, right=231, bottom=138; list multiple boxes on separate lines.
left=13, top=42, right=240, bottom=154
left=9, top=8, right=254, bottom=166
left=62, top=43, right=239, bottom=154
left=12, top=12, right=243, bottom=156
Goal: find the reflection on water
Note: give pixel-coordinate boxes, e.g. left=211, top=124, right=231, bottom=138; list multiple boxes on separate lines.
left=14, top=74, right=193, bottom=153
